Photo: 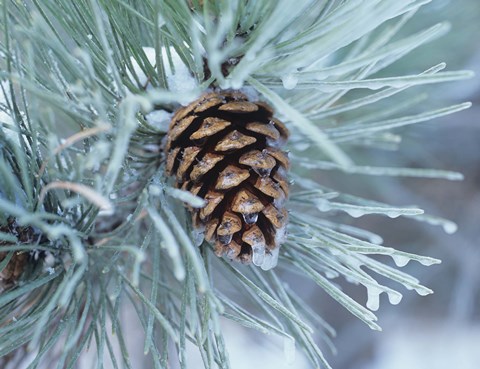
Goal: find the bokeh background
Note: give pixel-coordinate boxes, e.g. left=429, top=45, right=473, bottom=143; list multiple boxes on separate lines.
left=202, top=1, right=480, bottom=368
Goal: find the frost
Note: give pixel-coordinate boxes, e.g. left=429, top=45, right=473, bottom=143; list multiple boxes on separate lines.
left=442, top=221, right=458, bottom=234
left=325, top=270, right=339, bottom=279
left=369, top=234, right=384, bottom=245
left=404, top=283, right=433, bottom=296
left=293, top=141, right=310, bottom=151
left=192, top=228, right=205, bottom=247
left=85, top=141, right=110, bottom=170
left=145, top=109, right=172, bottom=132
left=218, top=234, right=233, bottom=245
left=366, top=286, right=382, bottom=311
left=346, top=208, right=368, bottom=218
left=239, top=86, right=259, bottom=102
left=44, top=252, right=55, bottom=267
left=282, top=73, right=298, bottom=90
left=329, top=247, right=342, bottom=256
left=149, top=184, right=162, bottom=196
left=98, top=206, right=115, bottom=217
left=315, top=199, right=332, bottom=212
left=417, top=257, right=440, bottom=266
left=391, top=252, right=440, bottom=268
left=161, top=47, right=198, bottom=94
left=414, top=286, right=433, bottom=296
left=274, top=224, right=288, bottom=246
left=261, top=246, right=279, bottom=271
left=242, top=212, right=259, bottom=225
left=245, top=52, right=256, bottom=62
left=252, top=166, right=273, bottom=178
left=387, top=290, right=403, bottom=305
left=316, top=199, right=424, bottom=219
left=252, top=244, right=266, bottom=266
left=226, top=246, right=238, bottom=260
left=283, top=337, right=296, bottom=364
left=392, top=254, right=410, bottom=267
left=127, top=46, right=198, bottom=93
left=0, top=81, right=20, bottom=145
left=165, top=187, right=206, bottom=208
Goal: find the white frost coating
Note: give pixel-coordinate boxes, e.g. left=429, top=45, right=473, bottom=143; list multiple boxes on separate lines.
left=274, top=223, right=288, bottom=247
left=387, top=290, right=403, bottom=305
left=161, top=47, right=198, bottom=94
left=226, top=246, right=237, bottom=260
left=369, top=234, right=384, bottom=245
left=316, top=200, right=424, bottom=219
left=442, top=221, right=458, bottom=234
left=293, top=141, right=310, bottom=151
left=282, top=73, right=298, bottom=90
left=418, top=216, right=458, bottom=234
left=261, top=246, right=280, bottom=270
left=127, top=46, right=198, bottom=93
left=345, top=208, right=368, bottom=218
left=242, top=212, right=259, bottom=225
left=336, top=223, right=384, bottom=244
left=85, top=141, right=111, bottom=171
left=329, top=247, right=342, bottom=256
left=192, top=228, right=205, bottom=247
left=127, top=47, right=154, bottom=87
left=366, top=286, right=383, bottom=311
left=315, top=199, right=331, bottom=212
left=391, top=252, right=440, bottom=267
left=239, top=86, right=259, bottom=102
left=404, top=283, right=433, bottom=296
left=345, top=275, right=360, bottom=284
left=325, top=270, right=339, bottom=279
left=149, top=184, right=162, bottom=196
left=43, top=252, right=55, bottom=267
left=1, top=81, right=9, bottom=104
left=165, top=187, right=206, bottom=208
left=0, top=81, right=19, bottom=145
left=417, top=257, right=440, bottom=266
left=415, top=286, right=433, bottom=296
left=145, top=109, right=172, bottom=132
left=283, top=337, right=296, bottom=364
left=392, top=254, right=410, bottom=267
left=252, top=245, right=266, bottom=266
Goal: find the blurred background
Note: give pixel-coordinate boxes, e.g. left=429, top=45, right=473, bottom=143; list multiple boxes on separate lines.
left=200, top=1, right=480, bottom=368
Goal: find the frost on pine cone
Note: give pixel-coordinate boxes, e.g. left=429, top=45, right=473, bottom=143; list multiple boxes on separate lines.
left=165, top=91, right=290, bottom=270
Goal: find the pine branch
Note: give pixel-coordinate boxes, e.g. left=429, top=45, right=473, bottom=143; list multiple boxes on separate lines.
left=0, top=0, right=473, bottom=368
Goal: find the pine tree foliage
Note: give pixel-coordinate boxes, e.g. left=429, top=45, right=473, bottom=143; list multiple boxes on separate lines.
left=0, top=0, right=472, bottom=368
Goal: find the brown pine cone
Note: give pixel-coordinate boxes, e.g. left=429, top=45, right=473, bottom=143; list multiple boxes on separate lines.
left=164, top=91, right=289, bottom=270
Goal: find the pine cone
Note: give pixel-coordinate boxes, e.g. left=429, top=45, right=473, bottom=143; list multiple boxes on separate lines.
left=164, top=91, right=289, bottom=270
